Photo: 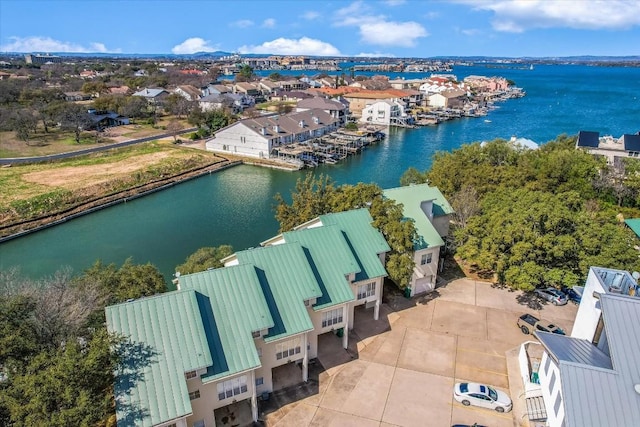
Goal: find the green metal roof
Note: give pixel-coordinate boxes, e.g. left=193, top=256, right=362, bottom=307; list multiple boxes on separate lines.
left=105, top=290, right=212, bottom=427
left=177, top=264, right=274, bottom=382
left=235, top=243, right=322, bottom=342
left=625, top=218, right=640, bottom=238
left=283, top=225, right=358, bottom=310
left=319, top=209, right=390, bottom=282
left=383, top=184, right=448, bottom=251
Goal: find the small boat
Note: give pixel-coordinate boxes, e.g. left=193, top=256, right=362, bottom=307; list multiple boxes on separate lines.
left=484, top=119, right=492, bottom=123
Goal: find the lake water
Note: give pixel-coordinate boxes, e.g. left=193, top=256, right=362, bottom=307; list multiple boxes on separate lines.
left=1, top=64, right=639, bottom=284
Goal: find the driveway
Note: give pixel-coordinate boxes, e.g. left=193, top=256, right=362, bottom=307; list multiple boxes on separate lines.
left=260, top=278, right=578, bottom=427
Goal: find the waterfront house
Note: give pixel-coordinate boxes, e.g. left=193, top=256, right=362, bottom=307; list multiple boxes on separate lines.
left=360, top=100, right=406, bottom=126
left=105, top=208, right=389, bottom=427
left=295, top=97, right=348, bottom=126
left=206, top=108, right=340, bottom=159
left=427, top=88, right=466, bottom=109
left=527, top=266, right=640, bottom=427
left=576, top=130, right=640, bottom=167
left=343, top=89, right=414, bottom=119
left=383, top=183, right=453, bottom=295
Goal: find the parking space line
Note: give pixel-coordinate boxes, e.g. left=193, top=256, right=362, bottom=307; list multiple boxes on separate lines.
left=455, top=363, right=508, bottom=377
left=449, top=402, right=513, bottom=420
left=457, top=347, right=507, bottom=358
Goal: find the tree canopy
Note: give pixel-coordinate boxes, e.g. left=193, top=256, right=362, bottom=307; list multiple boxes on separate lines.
left=411, top=135, right=640, bottom=290
left=274, top=173, right=417, bottom=288
left=0, top=260, right=167, bottom=426
left=176, top=245, right=234, bottom=275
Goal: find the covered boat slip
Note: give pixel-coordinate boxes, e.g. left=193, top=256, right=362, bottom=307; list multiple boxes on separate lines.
left=271, top=128, right=385, bottom=167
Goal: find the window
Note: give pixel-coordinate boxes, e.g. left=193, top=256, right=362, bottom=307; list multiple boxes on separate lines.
left=275, top=338, right=302, bottom=360
left=549, top=371, right=556, bottom=394
left=255, top=377, right=264, bottom=386
left=188, top=390, right=200, bottom=400
left=217, top=376, right=248, bottom=401
left=420, top=253, right=432, bottom=265
left=257, top=347, right=262, bottom=358
left=185, top=370, right=197, bottom=380
left=193, top=420, right=205, bottom=427
left=322, top=307, right=344, bottom=328
left=543, top=354, right=551, bottom=375
left=357, top=282, right=375, bottom=299
left=554, top=393, right=562, bottom=416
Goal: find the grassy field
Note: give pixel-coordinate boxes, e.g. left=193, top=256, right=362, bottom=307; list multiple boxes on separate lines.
left=0, top=140, right=224, bottom=228
left=0, top=116, right=192, bottom=158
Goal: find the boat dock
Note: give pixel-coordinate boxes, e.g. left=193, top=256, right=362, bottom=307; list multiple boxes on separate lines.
left=271, top=127, right=386, bottom=169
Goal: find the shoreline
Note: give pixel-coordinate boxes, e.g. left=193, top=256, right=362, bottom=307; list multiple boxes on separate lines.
left=0, top=159, right=241, bottom=243
left=0, top=141, right=303, bottom=243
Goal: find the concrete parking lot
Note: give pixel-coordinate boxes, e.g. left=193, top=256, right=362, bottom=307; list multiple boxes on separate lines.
left=260, top=278, right=578, bottom=427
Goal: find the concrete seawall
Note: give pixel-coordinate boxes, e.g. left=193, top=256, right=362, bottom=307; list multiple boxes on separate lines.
left=0, top=160, right=241, bottom=243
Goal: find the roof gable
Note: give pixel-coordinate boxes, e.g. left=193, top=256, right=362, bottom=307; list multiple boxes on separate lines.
left=177, top=264, right=274, bottom=382
left=283, top=225, right=358, bottom=310
left=317, top=209, right=390, bottom=282
left=106, top=290, right=212, bottom=426
left=383, top=184, right=452, bottom=250
left=235, top=243, right=321, bottom=341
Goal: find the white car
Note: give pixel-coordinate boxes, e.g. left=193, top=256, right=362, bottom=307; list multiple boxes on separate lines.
left=453, top=382, right=512, bottom=413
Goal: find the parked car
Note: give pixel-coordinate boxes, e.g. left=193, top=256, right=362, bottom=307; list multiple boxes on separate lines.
left=517, top=313, right=565, bottom=335
left=534, top=287, right=568, bottom=305
left=453, top=382, right=512, bottom=413
left=561, top=286, right=582, bottom=304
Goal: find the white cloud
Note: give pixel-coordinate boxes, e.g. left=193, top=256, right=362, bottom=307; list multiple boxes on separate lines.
left=262, top=18, right=276, bottom=28
left=230, top=19, right=254, bottom=29
left=458, top=0, right=640, bottom=32
left=355, top=51, right=396, bottom=58
left=460, top=28, right=481, bottom=36
left=171, top=37, right=218, bottom=54
left=238, top=37, right=342, bottom=56
left=360, top=21, right=428, bottom=47
left=302, top=11, right=320, bottom=20
left=384, top=0, right=406, bottom=6
left=334, top=1, right=428, bottom=47
left=0, top=36, right=120, bottom=53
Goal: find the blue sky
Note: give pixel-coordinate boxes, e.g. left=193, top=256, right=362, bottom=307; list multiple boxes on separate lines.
left=1, top=0, right=639, bottom=57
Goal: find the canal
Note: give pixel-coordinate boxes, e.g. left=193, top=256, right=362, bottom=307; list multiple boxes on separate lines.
left=1, top=64, right=639, bottom=284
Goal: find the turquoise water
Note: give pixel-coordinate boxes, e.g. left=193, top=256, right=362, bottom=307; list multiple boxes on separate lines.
left=1, top=64, right=639, bottom=283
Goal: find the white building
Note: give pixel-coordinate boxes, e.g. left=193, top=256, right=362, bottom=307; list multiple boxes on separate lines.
left=360, top=100, right=406, bottom=126
left=206, top=108, right=340, bottom=159
left=383, top=183, right=454, bottom=295
left=533, top=266, right=640, bottom=427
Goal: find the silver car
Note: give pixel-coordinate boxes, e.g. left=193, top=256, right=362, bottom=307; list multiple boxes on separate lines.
left=453, top=382, right=512, bottom=413
left=534, top=287, right=568, bottom=306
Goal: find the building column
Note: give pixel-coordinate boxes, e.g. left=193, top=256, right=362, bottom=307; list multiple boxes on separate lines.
left=374, top=299, right=380, bottom=321
left=302, top=333, right=309, bottom=382
left=250, top=370, right=258, bottom=422
left=342, top=308, right=349, bottom=349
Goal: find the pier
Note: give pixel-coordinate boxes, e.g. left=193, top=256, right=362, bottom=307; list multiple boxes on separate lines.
left=271, top=127, right=386, bottom=168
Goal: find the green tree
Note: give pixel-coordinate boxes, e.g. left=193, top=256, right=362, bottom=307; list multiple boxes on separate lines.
left=274, top=174, right=417, bottom=289
left=2, top=329, right=120, bottom=427
left=399, top=166, right=428, bottom=186
left=81, top=258, right=166, bottom=304
left=176, top=245, right=234, bottom=275
left=56, top=103, right=93, bottom=143
left=236, top=65, right=254, bottom=82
